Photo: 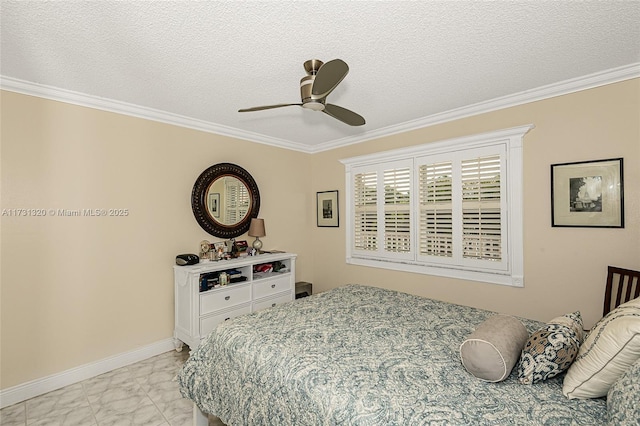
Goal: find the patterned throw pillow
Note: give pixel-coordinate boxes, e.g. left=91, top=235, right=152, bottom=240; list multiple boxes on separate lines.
left=517, top=311, right=583, bottom=385
left=607, top=358, right=640, bottom=426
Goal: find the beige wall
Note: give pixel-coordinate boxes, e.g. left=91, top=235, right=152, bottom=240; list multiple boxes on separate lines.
left=0, top=91, right=313, bottom=389
left=310, top=78, right=639, bottom=330
left=1, top=78, right=638, bottom=391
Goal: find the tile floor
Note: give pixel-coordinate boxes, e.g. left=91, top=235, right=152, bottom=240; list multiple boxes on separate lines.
left=0, top=349, right=225, bottom=426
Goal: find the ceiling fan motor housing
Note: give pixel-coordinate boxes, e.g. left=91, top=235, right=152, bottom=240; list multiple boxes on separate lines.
left=300, top=75, right=325, bottom=110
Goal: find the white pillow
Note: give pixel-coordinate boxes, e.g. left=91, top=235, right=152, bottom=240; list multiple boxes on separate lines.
left=460, top=314, right=529, bottom=382
left=563, top=296, right=640, bottom=399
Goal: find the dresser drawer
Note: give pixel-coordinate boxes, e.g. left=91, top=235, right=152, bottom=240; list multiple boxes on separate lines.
left=253, top=275, right=292, bottom=300
left=200, top=284, right=251, bottom=315
left=200, top=304, right=251, bottom=337
left=253, top=293, right=292, bottom=312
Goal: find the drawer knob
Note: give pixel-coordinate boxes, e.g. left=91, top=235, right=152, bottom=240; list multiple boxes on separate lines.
left=225, top=296, right=231, bottom=301
left=271, top=303, right=276, bottom=307
left=271, top=284, right=276, bottom=288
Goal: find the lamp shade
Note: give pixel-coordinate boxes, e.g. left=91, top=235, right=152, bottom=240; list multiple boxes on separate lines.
left=248, top=218, right=266, bottom=238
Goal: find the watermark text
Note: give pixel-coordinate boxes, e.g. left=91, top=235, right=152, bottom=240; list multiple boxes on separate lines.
left=2, top=208, right=130, bottom=217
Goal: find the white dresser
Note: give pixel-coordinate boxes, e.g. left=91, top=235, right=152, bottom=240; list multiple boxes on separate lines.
left=173, top=252, right=296, bottom=350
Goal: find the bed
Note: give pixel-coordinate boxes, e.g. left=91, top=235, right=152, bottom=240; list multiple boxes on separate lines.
left=178, top=284, right=621, bottom=425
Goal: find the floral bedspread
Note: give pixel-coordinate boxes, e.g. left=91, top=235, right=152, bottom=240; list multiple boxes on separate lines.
left=178, top=284, right=606, bottom=425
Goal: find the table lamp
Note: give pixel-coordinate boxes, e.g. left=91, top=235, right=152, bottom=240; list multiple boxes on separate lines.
left=248, top=218, right=266, bottom=251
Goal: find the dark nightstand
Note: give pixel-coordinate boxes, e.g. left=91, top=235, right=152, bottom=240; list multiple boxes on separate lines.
left=295, top=281, right=312, bottom=299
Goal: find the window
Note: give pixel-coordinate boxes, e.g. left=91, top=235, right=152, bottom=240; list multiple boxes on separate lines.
left=224, top=178, right=250, bottom=223
left=341, top=125, right=534, bottom=287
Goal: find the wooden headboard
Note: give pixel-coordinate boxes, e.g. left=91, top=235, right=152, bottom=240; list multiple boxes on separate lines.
left=603, top=266, right=640, bottom=316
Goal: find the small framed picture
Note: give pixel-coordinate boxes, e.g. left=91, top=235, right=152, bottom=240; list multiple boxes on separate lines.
left=208, top=193, right=220, bottom=218
left=317, top=190, right=339, bottom=227
left=551, top=158, right=624, bottom=228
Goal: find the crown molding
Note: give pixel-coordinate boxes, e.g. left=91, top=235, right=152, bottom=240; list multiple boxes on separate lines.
left=2, top=62, right=638, bottom=154
left=309, top=62, right=640, bottom=153
left=0, top=77, right=311, bottom=152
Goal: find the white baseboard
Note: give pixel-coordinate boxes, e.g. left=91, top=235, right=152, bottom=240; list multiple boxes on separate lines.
left=0, top=338, right=175, bottom=409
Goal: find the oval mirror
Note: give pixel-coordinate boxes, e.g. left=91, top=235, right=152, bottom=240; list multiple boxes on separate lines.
left=191, top=163, right=260, bottom=238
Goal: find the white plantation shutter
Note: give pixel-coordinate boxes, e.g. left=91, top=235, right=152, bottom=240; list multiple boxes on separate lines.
left=416, top=147, right=506, bottom=271
left=384, top=167, right=411, bottom=253
left=225, top=179, right=250, bottom=223
left=342, top=125, right=531, bottom=287
left=461, top=155, right=502, bottom=261
left=419, top=161, right=453, bottom=258
left=354, top=171, right=378, bottom=251
left=351, top=161, right=413, bottom=260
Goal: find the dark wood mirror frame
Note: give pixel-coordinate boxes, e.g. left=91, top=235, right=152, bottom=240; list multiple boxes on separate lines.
left=191, top=163, right=260, bottom=238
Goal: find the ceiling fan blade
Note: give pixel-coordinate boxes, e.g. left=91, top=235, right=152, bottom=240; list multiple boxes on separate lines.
left=312, top=59, right=349, bottom=99
left=238, top=103, right=301, bottom=112
left=323, top=104, right=365, bottom=126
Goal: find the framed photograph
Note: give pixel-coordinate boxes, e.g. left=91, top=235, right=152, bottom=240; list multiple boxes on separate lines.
left=317, top=190, right=339, bottom=227
left=208, top=193, right=220, bottom=218
left=551, top=158, right=624, bottom=228
left=235, top=240, right=248, bottom=253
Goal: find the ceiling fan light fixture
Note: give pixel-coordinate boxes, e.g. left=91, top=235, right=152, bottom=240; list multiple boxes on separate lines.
left=302, top=101, right=325, bottom=111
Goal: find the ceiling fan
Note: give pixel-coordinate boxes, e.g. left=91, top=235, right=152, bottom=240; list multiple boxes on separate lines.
left=238, top=59, right=365, bottom=126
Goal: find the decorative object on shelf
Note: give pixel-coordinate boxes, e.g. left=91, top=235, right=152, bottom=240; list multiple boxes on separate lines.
left=176, top=254, right=199, bottom=266
left=317, top=190, right=339, bottom=227
left=208, top=250, right=218, bottom=261
left=191, top=163, right=261, bottom=238
left=199, top=240, right=211, bottom=259
left=230, top=238, right=239, bottom=258
left=551, top=158, right=624, bottom=228
left=219, top=272, right=229, bottom=286
left=249, top=218, right=266, bottom=250
left=236, top=240, right=249, bottom=256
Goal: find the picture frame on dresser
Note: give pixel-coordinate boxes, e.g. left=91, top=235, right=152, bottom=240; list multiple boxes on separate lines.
left=235, top=240, right=248, bottom=253
left=551, top=158, right=624, bottom=228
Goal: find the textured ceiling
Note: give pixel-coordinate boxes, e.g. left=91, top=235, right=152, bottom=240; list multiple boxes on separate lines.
left=2, top=1, right=639, bottom=152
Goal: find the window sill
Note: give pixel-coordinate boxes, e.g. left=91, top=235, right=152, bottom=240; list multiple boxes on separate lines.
left=347, top=256, right=524, bottom=287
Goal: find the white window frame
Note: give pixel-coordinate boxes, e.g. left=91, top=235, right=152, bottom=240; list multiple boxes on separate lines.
left=340, top=125, right=534, bottom=287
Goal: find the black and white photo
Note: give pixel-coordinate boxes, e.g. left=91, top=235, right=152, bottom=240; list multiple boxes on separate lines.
left=551, top=158, right=623, bottom=228
left=317, top=190, right=339, bottom=227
